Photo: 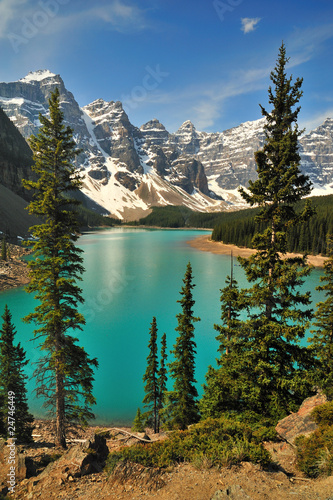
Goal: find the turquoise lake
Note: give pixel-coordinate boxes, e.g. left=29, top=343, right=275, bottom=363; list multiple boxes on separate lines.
left=0, top=228, right=325, bottom=425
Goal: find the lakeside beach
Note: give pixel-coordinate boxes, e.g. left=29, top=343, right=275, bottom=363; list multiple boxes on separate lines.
left=187, top=234, right=328, bottom=268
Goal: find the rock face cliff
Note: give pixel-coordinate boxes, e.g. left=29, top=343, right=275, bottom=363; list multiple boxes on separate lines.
left=0, top=70, right=332, bottom=219
left=0, top=106, right=34, bottom=199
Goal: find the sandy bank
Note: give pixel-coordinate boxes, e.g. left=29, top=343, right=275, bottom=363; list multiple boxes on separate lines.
left=187, top=234, right=328, bottom=268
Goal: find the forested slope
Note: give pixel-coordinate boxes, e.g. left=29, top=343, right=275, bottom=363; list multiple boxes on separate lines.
left=212, top=194, right=333, bottom=255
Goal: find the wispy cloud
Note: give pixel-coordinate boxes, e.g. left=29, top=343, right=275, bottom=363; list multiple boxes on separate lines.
left=0, top=0, right=28, bottom=38
left=300, top=108, right=333, bottom=133
left=0, top=0, right=150, bottom=41
left=241, top=17, right=261, bottom=34
left=72, top=1, right=150, bottom=33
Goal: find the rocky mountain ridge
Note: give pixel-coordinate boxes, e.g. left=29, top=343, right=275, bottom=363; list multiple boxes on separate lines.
left=0, top=70, right=332, bottom=219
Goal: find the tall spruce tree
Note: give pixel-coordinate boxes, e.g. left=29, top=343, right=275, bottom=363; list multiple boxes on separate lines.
left=310, top=234, right=333, bottom=400
left=236, top=42, right=315, bottom=418
left=22, top=88, right=98, bottom=448
left=200, top=268, right=248, bottom=418
left=0, top=305, right=33, bottom=442
left=142, top=317, right=159, bottom=433
left=169, top=262, right=200, bottom=430
left=157, top=332, right=167, bottom=432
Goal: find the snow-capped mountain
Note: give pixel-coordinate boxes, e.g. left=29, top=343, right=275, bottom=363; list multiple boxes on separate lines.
left=0, top=70, right=332, bottom=219
left=0, top=71, right=225, bottom=219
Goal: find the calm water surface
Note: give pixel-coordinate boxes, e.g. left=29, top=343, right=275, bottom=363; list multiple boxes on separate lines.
left=0, top=229, right=325, bottom=424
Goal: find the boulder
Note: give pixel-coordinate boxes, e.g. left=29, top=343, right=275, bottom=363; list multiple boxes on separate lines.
left=276, top=393, right=327, bottom=444
left=38, top=432, right=109, bottom=480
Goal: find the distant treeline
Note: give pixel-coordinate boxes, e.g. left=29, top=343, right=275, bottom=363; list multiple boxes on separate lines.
left=76, top=205, right=118, bottom=229
left=129, top=205, right=238, bottom=229
left=212, top=194, right=333, bottom=256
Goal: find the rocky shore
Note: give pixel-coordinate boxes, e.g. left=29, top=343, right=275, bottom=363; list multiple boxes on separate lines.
left=0, top=244, right=31, bottom=293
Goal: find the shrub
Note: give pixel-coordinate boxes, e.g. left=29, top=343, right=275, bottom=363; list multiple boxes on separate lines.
left=312, top=401, right=333, bottom=427
left=105, top=416, right=272, bottom=475
left=296, top=426, right=333, bottom=477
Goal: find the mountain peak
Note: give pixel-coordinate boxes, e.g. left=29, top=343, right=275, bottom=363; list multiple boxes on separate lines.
left=19, top=70, right=57, bottom=84
left=179, top=120, right=196, bottom=130
left=140, top=119, right=166, bottom=131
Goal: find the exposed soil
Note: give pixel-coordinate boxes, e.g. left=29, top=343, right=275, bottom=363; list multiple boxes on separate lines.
left=188, top=234, right=328, bottom=267
left=1, top=420, right=332, bottom=500
left=0, top=244, right=31, bottom=292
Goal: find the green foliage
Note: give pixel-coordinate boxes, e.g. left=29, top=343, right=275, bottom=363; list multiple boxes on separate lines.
left=132, top=408, right=145, bottom=432
left=226, top=43, right=315, bottom=418
left=168, top=262, right=200, bottom=429
left=76, top=205, right=117, bottom=229
left=295, top=425, right=333, bottom=477
left=157, top=332, right=168, bottom=431
left=131, top=205, right=244, bottom=229
left=309, top=239, right=333, bottom=400
left=0, top=305, right=33, bottom=443
left=1, top=236, right=7, bottom=261
left=212, top=194, right=333, bottom=256
left=105, top=416, right=271, bottom=473
left=22, top=88, right=98, bottom=448
left=312, top=401, right=333, bottom=427
left=142, top=317, right=159, bottom=433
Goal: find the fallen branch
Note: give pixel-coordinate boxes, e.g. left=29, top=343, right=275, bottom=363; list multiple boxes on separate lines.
left=109, top=428, right=151, bottom=443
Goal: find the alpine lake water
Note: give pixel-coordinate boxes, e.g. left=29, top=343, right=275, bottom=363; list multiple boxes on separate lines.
left=0, top=228, right=325, bottom=425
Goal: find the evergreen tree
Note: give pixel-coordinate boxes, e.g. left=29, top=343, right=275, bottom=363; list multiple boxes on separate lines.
left=200, top=266, right=248, bottom=418
left=157, top=332, right=168, bottom=432
left=142, top=317, right=159, bottom=433
left=0, top=305, right=33, bottom=442
left=1, top=236, right=7, bottom=261
left=22, top=88, right=98, bottom=448
left=132, top=407, right=145, bottom=432
left=214, top=253, right=247, bottom=356
left=169, top=262, right=200, bottom=430
left=235, top=43, right=315, bottom=418
left=310, top=234, right=333, bottom=400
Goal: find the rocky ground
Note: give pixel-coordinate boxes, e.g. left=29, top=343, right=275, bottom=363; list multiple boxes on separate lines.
left=0, top=406, right=332, bottom=500
left=0, top=244, right=31, bottom=292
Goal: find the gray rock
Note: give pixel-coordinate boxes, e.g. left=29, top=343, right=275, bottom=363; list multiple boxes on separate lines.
left=211, top=485, right=253, bottom=499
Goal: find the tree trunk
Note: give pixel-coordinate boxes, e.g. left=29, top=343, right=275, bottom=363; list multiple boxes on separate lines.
left=55, top=365, right=66, bottom=448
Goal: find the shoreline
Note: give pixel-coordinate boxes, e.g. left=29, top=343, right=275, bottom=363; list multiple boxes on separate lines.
left=187, top=234, right=328, bottom=268
left=0, top=244, right=31, bottom=293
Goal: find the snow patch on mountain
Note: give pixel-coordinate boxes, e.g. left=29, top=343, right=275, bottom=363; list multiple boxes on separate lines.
left=19, top=70, right=57, bottom=83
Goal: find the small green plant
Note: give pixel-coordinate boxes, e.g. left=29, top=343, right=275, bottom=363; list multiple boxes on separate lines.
left=296, top=426, right=333, bottom=477
left=312, top=401, right=333, bottom=427
left=132, top=408, right=145, bottom=432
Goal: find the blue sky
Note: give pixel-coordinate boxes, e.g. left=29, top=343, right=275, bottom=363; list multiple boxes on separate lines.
left=0, top=0, right=333, bottom=133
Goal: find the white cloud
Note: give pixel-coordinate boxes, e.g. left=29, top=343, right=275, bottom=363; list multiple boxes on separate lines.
left=300, top=109, right=333, bottom=134
left=241, top=17, right=261, bottom=34
left=0, top=0, right=149, bottom=41
left=0, top=0, right=28, bottom=38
